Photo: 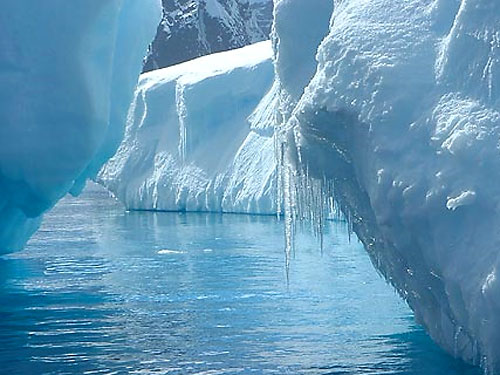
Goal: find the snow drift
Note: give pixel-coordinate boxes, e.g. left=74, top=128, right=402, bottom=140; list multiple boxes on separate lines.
left=274, top=0, right=500, bottom=371
left=0, top=0, right=160, bottom=252
left=99, top=41, right=277, bottom=214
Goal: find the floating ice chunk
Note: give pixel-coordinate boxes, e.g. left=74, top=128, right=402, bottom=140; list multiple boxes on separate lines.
left=482, top=268, right=497, bottom=295
left=446, top=191, right=477, bottom=211
left=157, top=249, right=186, bottom=255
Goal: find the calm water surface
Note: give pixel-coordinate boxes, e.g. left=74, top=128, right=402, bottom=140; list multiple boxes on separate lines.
left=0, top=184, right=480, bottom=374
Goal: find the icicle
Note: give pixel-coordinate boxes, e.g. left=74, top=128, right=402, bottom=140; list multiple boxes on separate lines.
left=347, top=210, right=352, bottom=243
left=278, top=136, right=335, bottom=267
left=176, top=82, right=187, bottom=162
left=275, top=92, right=341, bottom=276
left=283, top=161, right=296, bottom=280
left=275, top=130, right=285, bottom=220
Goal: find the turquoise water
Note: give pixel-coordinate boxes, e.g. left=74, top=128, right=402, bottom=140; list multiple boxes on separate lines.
left=0, top=184, right=480, bottom=374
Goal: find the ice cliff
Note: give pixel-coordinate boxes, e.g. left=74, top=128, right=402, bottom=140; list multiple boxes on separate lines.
left=0, top=0, right=160, bottom=252
left=273, top=0, right=500, bottom=371
left=143, top=0, right=273, bottom=72
left=99, top=41, right=277, bottom=214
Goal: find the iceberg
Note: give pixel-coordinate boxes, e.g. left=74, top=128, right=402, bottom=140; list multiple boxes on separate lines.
left=274, top=0, right=500, bottom=371
left=0, top=0, right=161, bottom=252
left=99, top=41, right=277, bottom=214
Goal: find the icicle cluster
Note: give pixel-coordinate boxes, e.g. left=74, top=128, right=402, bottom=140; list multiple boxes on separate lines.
left=274, top=116, right=351, bottom=277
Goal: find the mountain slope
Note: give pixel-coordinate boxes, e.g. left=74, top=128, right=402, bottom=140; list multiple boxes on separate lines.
left=143, top=0, right=273, bottom=72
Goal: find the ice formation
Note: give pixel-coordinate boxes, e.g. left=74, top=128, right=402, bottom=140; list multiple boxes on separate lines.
left=2, top=0, right=498, bottom=371
left=99, top=41, right=277, bottom=214
left=274, top=0, right=500, bottom=371
left=0, top=0, right=161, bottom=252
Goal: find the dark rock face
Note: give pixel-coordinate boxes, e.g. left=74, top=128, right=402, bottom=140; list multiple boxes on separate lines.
left=143, top=0, right=273, bottom=72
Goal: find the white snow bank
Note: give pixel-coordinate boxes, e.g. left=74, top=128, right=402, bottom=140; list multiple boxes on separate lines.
left=0, top=0, right=161, bottom=252
left=275, top=0, right=500, bottom=371
left=98, top=41, right=277, bottom=214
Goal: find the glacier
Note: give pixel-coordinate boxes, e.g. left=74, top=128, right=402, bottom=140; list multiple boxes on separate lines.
left=273, top=0, right=500, bottom=371
left=99, top=41, right=277, bottom=214
left=0, top=0, right=161, bottom=253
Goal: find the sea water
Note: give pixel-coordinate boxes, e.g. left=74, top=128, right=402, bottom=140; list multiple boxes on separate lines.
left=0, top=184, right=480, bottom=374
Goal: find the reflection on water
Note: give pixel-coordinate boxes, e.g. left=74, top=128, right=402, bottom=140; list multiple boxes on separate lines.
left=0, top=184, right=481, bottom=374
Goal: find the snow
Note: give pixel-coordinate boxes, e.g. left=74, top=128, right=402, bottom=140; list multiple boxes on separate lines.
left=0, top=0, right=160, bottom=253
left=98, top=41, right=276, bottom=214
left=274, top=0, right=500, bottom=371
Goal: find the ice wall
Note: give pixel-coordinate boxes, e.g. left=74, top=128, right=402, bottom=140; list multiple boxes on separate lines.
left=0, top=0, right=161, bottom=252
left=275, top=0, right=500, bottom=371
left=99, top=41, right=277, bottom=214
